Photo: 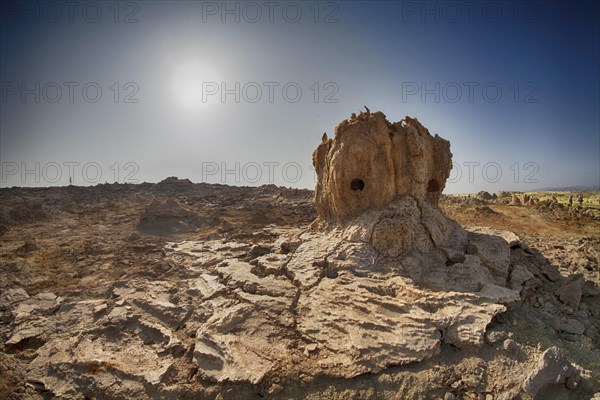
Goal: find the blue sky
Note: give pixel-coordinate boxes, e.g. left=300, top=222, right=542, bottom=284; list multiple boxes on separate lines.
left=1, top=0, right=599, bottom=193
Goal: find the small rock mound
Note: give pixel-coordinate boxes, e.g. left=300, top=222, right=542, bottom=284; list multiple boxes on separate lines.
left=138, top=199, right=201, bottom=235
left=476, top=191, right=493, bottom=201
left=510, top=195, right=522, bottom=206
left=473, top=205, right=499, bottom=217
left=158, top=176, right=193, bottom=185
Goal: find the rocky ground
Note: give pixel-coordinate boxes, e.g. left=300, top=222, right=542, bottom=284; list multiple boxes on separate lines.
left=0, top=180, right=598, bottom=400
left=1, top=108, right=599, bottom=400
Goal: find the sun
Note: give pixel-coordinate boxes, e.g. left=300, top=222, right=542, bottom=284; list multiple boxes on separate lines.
left=171, top=62, right=219, bottom=111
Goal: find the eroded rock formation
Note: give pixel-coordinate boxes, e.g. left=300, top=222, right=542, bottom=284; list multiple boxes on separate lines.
left=169, top=111, right=529, bottom=384
left=1, top=111, right=558, bottom=398
left=313, top=111, right=451, bottom=221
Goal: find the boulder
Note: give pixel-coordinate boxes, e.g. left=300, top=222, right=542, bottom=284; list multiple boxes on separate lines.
left=523, top=347, right=579, bottom=399
left=555, top=274, right=584, bottom=310
left=476, top=191, right=493, bottom=201
left=509, top=265, right=535, bottom=291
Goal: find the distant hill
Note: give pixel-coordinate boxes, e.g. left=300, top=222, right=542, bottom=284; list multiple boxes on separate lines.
left=534, top=185, right=600, bottom=192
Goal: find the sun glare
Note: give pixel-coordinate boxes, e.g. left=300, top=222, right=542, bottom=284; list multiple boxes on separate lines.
left=171, top=62, right=219, bottom=111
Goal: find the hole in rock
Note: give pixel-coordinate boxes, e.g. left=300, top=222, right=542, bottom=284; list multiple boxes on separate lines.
left=350, top=179, right=365, bottom=191
left=427, top=179, right=440, bottom=192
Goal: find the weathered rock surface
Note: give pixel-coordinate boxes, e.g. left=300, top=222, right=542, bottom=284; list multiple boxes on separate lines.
left=555, top=274, right=584, bottom=310
left=5, top=215, right=523, bottom=397
left=138, top=198, right=214, bottom=235
left=313, top=112, right=451, bottom=221
left=523, top=347, right=579, bottom=399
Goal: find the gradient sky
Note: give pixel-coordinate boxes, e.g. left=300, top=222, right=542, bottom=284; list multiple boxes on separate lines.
left=1, top=0, right=599, bottom=193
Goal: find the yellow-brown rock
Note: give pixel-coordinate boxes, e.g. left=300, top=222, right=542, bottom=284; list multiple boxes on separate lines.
left=313, top=111, right=452, bottom=221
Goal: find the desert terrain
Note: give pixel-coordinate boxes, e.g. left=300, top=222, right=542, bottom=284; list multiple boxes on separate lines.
left=1, top=182, right=600, bottom=400
left=1, top=113, right=599, bottom=400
